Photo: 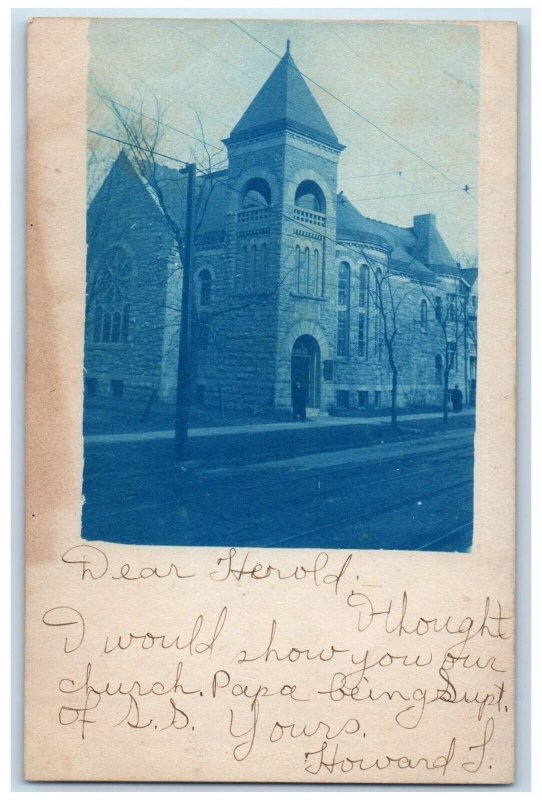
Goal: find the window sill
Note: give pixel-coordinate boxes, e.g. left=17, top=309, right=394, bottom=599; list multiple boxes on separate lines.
left=290, top=292, right=326, bottom=302
left=232, top=289, right=268, bottom=297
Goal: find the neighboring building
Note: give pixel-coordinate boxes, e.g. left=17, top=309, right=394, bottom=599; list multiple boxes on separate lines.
left=85, top=44, right=477, bottom=414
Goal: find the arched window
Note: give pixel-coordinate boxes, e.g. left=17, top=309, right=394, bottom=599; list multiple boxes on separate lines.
left=338, top=262, right=350, bottom=306
left=435, top=354, right=443, bottom=385
left=358, top=312, right=366, bottom=357
left=241, top=177, right=271, bottom=209
left=295, top=180, right=326, bottom=214
left=446, top=293, right=456, bottom=322
left=374, top=267, right=383, bottom=361
left=304, top=247, right=311, bottom=294
left=359, top=267, right=369, bottom=357
left=374, top=312, right=380, bottom=359
left=295, top=245, right=307, bottom=294
left=92, top=246, right=132, bottom=344
left=337, top=262, right=351, bottom=357
left=434, top=296, right=442, bottom=321
left=359, top=265, right=369, bottom=307
left=420, top=299, right=428, bottom=331
left=122, top=304, right=130, bottom=341
left=313, top=249, right=320, bottom=296
left=198, top=269, right=212, bottom=306
left=112, top=311, right=122, bottom=342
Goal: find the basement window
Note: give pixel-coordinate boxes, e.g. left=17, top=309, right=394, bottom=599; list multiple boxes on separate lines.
left=336, top=390, right=350, bottom=409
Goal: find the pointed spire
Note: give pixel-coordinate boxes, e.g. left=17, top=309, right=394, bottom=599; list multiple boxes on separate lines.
left=224, top=46, right=344, bottom=151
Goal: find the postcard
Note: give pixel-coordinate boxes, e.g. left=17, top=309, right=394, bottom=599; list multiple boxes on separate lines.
left=25, top=17, right=517, bottom=783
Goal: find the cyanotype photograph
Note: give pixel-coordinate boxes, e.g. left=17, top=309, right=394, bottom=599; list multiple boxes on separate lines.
left=82, top=19, right=479, bottom=551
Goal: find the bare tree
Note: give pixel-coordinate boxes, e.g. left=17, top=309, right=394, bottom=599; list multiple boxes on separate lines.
left=87, top=92, right=309, bottom=428
left=367, top=258, right=417, bottom=428
left=100, top=94, right=226, bottom=266
left=417, top=277, right=470, bottom=423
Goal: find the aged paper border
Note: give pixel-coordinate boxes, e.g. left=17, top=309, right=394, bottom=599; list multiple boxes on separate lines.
left=23, top=13, right=519, bottom=785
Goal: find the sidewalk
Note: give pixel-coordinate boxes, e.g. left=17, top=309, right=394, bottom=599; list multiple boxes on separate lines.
left=84, top=408, right=475, bottom=445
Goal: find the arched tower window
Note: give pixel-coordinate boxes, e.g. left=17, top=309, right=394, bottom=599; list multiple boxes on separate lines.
left=241, top=177, right=271, bottom=209
left=198, top=269, right=212, bottom=306
left=313, top=248, right=320, bottom=296
left=337, top=261, right=350, bottom=357
left=92, top=246, right=132, bottom=344
left=294, top=180, right=326, bottom=214
left=295, top=245, right=307, bottom=294
left=304, top=247, right=311, bottom=294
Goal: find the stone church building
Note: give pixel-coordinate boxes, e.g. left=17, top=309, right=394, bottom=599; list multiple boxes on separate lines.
left=85, top=44, right=478, bottom=416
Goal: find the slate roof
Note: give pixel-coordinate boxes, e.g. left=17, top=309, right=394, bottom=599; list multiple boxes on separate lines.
left=336, top=194, right=441, bottom=281
left=224, top=44, right=343, bottom=151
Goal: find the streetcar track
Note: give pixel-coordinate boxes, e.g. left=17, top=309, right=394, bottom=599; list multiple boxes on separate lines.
left=83, top=451, right=473, bottom=522
left=83, top=429, right=475, bottom=482
left=84, top=449, right=474, bottom=519
left=264, top=478, right=473, bottom=547
left=413, top=520, right=473, bottom=551
left=84, top=440, right=473, bottom=493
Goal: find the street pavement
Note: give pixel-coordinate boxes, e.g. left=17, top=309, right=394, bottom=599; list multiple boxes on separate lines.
left=82, top=421, right=474, bottom=553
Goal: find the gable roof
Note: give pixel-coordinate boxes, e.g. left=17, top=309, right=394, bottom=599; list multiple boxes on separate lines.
left=224, top=44, right=343, bottom=150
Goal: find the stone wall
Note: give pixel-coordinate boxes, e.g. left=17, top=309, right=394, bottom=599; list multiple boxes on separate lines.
left=85, top=152, right=477, bottom=416
left=84, top=155, right=174, bottom=404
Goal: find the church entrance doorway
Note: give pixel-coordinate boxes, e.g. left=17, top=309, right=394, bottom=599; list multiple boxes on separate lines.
left=291, top=335, right=321, bottom=409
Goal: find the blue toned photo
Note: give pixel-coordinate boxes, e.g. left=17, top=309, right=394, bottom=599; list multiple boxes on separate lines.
left=83, top=20, right=478, bottom=551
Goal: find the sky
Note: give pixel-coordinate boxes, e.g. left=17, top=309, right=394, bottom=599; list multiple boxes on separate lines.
left=88, top=18, right=479, bottom=260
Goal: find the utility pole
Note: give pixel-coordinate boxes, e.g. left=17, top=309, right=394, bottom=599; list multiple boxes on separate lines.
left=463, top=284, right=469, bottom=406
left=174, top=162, right=196, bottom=460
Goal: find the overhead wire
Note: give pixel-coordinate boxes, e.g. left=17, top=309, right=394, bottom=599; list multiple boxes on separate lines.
left=90, top=30, right=476, bottom=199
left=325, top=23, right=477, bottom=145
left=228, top=20, right=477, bottom=202
left=88, top=124, right=472, bottom=284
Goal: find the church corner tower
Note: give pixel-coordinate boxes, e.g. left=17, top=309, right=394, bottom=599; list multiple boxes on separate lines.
left=222, top=41, right=345, bottom=414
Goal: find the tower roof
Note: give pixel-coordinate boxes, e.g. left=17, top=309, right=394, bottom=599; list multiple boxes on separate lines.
left=224, top=43, right=343, bottom=150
